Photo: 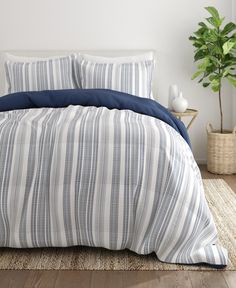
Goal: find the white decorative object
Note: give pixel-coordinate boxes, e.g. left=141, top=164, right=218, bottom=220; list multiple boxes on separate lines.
left=168, top=84, right=179, bottom=110
left=172, top=91, right=188, bottom=113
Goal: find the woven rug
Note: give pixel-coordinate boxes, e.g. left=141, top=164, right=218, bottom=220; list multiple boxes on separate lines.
left=0, top=179, right=235, bottom=271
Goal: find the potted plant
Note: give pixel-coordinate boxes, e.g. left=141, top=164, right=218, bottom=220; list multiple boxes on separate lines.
left=189, top=6, right=236, bottom=174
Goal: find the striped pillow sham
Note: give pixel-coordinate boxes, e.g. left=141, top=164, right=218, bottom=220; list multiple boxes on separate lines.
left=78, top=59, right=154, bottom=99
left=4, top=54, right=77, bottom=94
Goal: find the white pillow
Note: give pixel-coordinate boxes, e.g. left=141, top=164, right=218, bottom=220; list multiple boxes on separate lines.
left=78, top=51, right=154, bottom=63
left=4, top=53, right=46, bottom=63
left=4, top=52, right=73, bottom=62
left=5, top=54, right=77, bottom=94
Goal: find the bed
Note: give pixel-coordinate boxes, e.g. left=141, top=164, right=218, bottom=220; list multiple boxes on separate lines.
left=0, top=51, right=228, bottom=268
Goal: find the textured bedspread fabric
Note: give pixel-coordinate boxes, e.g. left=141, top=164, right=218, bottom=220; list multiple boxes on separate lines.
left=0, top=89, right=190, bottom=147
left=0, top=91, right=227, bottom=267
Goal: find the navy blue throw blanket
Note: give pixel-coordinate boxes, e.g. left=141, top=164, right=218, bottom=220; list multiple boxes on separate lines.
left=0, top=89, right=191, bottom=147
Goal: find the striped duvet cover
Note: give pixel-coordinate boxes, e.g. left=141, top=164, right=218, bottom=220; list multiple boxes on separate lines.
left=0, top=97, right=228, bottom=267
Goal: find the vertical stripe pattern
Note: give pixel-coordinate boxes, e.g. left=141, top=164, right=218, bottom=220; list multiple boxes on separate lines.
left=0, top=105, right=227, bottom=266
left=5, top=55, right=77, bottom=94
left=79, top=60, right=154, bottom=99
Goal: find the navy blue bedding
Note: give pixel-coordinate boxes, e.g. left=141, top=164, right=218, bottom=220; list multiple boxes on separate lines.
left=0, top=89, right=190, bottom=146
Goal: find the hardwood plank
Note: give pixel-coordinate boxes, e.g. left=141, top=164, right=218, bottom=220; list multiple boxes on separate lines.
left=222, top=271, right=236, bottom=288
left=123, top=271, right=159, bottom=288
left=123, top=271, right=192, bottom=288
left=90, top=271, right=123, bottom=288
left=199, top=165, right=236, bottom=193
left=23, top=271, right=58, bottom=288
left=0, top=271, right=29, bottom=288
left=155, top=271, right=192, bottom=288
left=54, top=271, right=92, bottom=288
left=188, top=271, right=229, bottom=288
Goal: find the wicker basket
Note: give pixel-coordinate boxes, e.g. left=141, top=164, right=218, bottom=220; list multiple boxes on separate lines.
left=207, top=123, right=236, bottom=175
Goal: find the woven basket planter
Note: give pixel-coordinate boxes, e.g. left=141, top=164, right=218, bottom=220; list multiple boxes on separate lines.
left=207, top=123, right=236, bottom=175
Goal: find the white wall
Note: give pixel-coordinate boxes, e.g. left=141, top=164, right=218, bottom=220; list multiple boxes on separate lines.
left=0, top=0, right=234, bottom=163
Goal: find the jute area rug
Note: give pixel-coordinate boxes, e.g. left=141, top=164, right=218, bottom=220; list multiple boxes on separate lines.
left=0, top=179, right=235, bottom=271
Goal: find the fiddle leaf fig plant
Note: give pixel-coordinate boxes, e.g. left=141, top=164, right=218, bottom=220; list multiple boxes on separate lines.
left=189, top=6, right=236, bottom=133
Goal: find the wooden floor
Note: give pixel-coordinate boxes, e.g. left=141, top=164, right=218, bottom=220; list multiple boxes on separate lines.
left=0, top=165, right=235, bottom=288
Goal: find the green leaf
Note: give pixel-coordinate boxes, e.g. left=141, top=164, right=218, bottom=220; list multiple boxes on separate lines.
left=203, top=82, right=210, bottom=87
left=198, top=22, right=208, bottom=28
left=194, top=27, right=208, bottom=37
left=198, top=58, right=210, bottom=69
left=193, top=43, right=202, bottom=48
left=199, top=45, right=208, bottom=50
left=191, top=70, right=203, bottom=80
left=198, top=77, right=205, bottom=83
left=220, top=17, right=226, bottom=25
left=202, top=29, right=219, bottom=42
left=227, top=77, right=236, bottom=87
left=224, top=57, right=236, bottom=66
left=211, top=79, right=220, bottom=85
left=211, top=45, right=223, bottom=56
left=194, top=50, right=207, bottom=61
left=223, top=40, right=236, bottom=55
left=206, top=17, right=219, bottom=28
left=189, top=36, right=197, bottom=41
left=211, top=78, right=220, bottom=92
left=205, top=7, right=220, bottom=21
left=193, top=39, right=205, bottom=47
left=222, top=22, right=236, bottom=35
left=222, top=69, right=230, bottom=77
left=208, top=55, right=221, bottom=66
left=212, top=85, right=220, bottom=92
left=209, top=75, right=217, bottom=81
left=205, top=68, right=216, bottom=76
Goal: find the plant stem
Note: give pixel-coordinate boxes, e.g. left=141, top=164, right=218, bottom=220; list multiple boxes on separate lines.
left=219, top=84, right=223, bottom=133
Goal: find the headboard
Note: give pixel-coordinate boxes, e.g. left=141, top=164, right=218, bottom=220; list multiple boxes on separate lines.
left=0, top=50, right=157, bottom=98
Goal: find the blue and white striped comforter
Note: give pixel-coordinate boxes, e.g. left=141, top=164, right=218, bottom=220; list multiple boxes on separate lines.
left=0, top=101, right=228, bottom=266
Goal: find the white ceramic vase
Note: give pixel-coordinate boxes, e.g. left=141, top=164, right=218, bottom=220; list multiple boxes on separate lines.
left=172, top=92, right=188, bottom=113
left=168, top=84, right=179, bottom=110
